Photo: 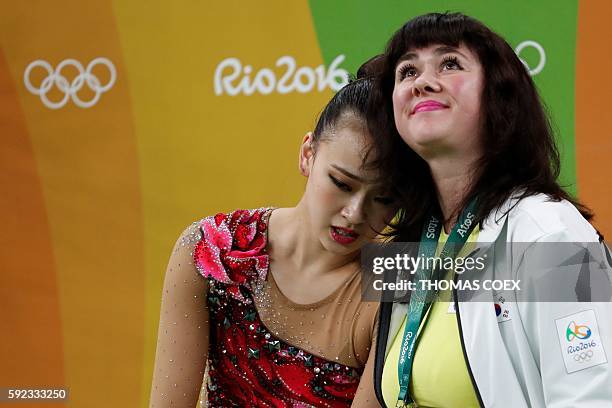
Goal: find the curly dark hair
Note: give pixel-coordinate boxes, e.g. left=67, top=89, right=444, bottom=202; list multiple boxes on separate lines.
left=365, top=12, right=593, bottom=240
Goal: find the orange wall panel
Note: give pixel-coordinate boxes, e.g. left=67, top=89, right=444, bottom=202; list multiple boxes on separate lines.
left=576, top=0, right=612, bottom=236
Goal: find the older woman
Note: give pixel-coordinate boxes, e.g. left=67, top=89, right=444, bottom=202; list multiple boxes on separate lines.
left=368, top=12, right=612, bottom=407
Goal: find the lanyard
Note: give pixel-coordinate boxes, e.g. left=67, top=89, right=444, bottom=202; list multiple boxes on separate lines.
left=396, top=200, right=477, bottom=407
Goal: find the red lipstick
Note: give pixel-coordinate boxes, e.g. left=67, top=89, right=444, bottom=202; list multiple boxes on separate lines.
left=412, top=100, right=448, bottom=114
left=330, top=226, right=359, bottom=245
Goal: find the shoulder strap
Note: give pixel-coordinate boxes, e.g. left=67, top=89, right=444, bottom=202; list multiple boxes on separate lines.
left=373, top=266, right=412, bottom=407
left=374, top=299, right=392, bottom=407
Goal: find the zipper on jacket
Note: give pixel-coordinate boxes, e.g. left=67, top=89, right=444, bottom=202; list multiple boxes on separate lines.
left=454, top=275, right=485, bottom=408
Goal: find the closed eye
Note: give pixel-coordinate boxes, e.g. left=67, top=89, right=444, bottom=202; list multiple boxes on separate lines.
left=329, top=175, right=351, bottom=192
left=374, top=196, right=395, bottom=206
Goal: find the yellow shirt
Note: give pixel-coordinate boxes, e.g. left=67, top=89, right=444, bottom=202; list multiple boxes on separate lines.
left=381, top=228, right=480, bottom=407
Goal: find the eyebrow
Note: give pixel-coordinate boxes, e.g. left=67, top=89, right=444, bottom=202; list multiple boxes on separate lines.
left=397, top=45, right=469, bottom=65
left=331, top=164, right=366, bottom=182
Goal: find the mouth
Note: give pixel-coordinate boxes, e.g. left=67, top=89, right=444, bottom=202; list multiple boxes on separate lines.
left=330, top=226, right=359, bottom=245
left=411, top=100, right=449, bottom=115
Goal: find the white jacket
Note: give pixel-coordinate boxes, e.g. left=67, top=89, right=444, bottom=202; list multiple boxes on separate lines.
left=374, top=194, right=612, bottom=407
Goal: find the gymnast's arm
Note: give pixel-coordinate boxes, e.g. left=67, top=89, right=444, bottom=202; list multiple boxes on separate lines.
left=149, top=224, right=209, bottom=407
left=351, top=321, right=381, bottom=408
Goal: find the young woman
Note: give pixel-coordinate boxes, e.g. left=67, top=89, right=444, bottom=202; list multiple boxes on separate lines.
left=368, top=12, right=612, bottom=407
left=149, top=78, right=397, bottom=407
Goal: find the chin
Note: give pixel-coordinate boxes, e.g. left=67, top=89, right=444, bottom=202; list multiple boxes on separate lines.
left=401, top=132, right=443, bottom=151
left=322, top=235, right=358, bottom=255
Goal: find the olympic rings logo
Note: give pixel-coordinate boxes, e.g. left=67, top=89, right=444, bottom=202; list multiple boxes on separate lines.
left=573, top=350, right=594, bottom=362
left=23, top=58, right=116, bottom=109
left=515, top=40, right=546, bottom=76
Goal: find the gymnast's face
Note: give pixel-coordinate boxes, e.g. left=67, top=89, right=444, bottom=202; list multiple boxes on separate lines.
left=299, top=116, right=397, bottom=255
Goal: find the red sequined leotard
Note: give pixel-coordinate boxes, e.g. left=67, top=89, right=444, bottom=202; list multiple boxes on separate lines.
left=193, top=208, right=377, bottom=407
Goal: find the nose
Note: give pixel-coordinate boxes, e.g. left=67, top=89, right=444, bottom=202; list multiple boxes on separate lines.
left=341, top=194, right=367, bottom=226
left=412, top=68, right=441, bottom=97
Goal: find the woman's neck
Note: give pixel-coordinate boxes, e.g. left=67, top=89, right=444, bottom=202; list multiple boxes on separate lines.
left=267, top=205, right=357, bottom=278
left=428, top=155, right=478, bottom=233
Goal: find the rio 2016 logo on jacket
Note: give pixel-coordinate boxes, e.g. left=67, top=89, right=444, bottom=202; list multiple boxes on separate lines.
left=566, top=321, right=592, bottom=342
left=555, top=310, right=608, bottom=373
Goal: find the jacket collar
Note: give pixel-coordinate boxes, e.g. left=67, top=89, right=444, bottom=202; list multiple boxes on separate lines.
left=476, top=192, right=522, bottom=246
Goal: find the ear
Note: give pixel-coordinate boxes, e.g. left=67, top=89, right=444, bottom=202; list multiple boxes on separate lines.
left=298, top=132, right=315, bottom=177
